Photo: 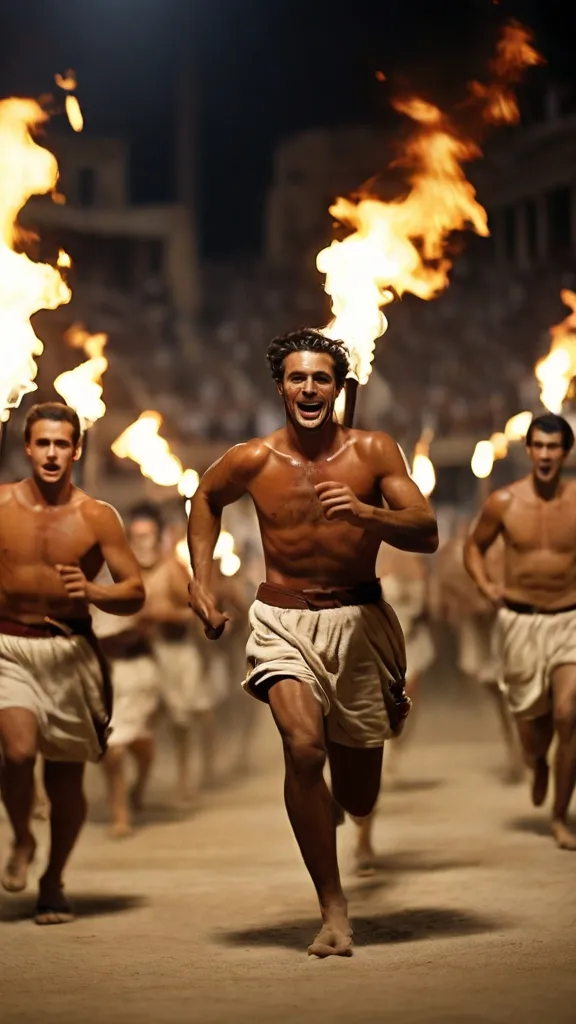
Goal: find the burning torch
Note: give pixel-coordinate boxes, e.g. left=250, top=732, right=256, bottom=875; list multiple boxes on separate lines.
left=53, top=326, right=108, bottom=489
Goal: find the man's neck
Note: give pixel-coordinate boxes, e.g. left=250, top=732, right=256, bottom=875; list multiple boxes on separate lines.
left=26, top=475, right=73, bottom=508
left=284, top=418, right=345, bottom=461
left=530, top=473, right=564, bottom=502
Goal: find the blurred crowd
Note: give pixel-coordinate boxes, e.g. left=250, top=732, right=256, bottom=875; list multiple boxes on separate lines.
left=63, top=248, right=576, bottom=453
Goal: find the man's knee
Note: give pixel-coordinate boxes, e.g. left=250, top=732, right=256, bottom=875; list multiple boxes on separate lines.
left=1, top=736, right=37, bottom=766
left=283, top=734, right=326, bottom=777
left=554, top=703, right=576, bottom=743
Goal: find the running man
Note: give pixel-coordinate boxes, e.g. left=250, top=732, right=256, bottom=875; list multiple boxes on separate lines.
left=465, top=413, right=576, bottom=850
left=188, top=328, right=438, bottom=956
left=0, top=402, right=144, bottom=921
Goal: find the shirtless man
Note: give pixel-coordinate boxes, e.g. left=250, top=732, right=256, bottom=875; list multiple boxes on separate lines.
left=465, top=413, right=576, bottom=850
left=129, top=505, right=213, bottom=806
left=0, top=402, right=144, bottom=922
left=433, top=522, right=523, bottom=782
left=188, top=328, right=438, bottom=957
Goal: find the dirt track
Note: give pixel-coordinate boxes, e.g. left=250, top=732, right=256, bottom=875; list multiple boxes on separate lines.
left=1, top=674, right=575, bottom=1024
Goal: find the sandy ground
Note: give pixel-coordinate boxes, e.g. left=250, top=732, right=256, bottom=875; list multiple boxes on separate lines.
left=1, top=668, right=575, bottom=1024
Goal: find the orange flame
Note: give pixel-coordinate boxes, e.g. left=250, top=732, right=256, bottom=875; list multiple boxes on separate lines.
left=111, top=411, right=198, bottom=494
left=410, top=427, right=436, bottom=497
left=317, top=22, right=542, bottom=386
left=53, top=325, right=108, bottom=430
left=0, top=98, right=71, bottom=417
left=65, top=95, right=84, bottom=133
left=535, top=291, right=576, bottom=414
left=469, top=23, right=544, bottom=125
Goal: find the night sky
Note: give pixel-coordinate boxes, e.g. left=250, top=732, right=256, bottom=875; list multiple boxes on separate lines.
left=0, top=0, right=574, bottom=256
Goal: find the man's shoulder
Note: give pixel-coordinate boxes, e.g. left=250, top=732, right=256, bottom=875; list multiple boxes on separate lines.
left=221, top=437, right=274, bottom=478
left=353, top=429, right=409, bottom=469
left=484, top=483, right=518, bottom=517
left=0, top=482, right=18, bottom=507
left=78, top=494, right=125, bottom=530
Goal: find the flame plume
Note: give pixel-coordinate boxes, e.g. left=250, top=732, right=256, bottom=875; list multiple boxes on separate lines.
left=535, top=291, right=576, bottom=414
left=112, top=411, right=199, bottom=496
left=317, top=22, right=543, bottom=389
left=53, top=324, right=108, bottom=431
left=0, top=98, right=71, bottom=419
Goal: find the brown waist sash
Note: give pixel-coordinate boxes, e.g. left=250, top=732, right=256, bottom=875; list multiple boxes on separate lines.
left=99, top=628, right=153, bottom=660
left=0, top=616, right=113, bottom=758
left=256, top=579, right=382, bottom=611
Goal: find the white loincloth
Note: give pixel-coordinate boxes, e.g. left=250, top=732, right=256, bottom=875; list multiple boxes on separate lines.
left=107, top=654, right=159, bottom=747
left=497, top=606, right=576, bottom=718
left=382, top=575, right=435, bottom=678
left=243, top=599, right=406, bottom=748
left=0, top=632, right=109, bottom=762
left=458, top=614, right=501, bottom=684
left=154, top=637, right=227, bottom=721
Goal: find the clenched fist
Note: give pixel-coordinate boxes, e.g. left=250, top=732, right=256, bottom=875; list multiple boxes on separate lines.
left=314, top=481, right=368, bottom=527
left=56, top=564, right=91, bottom=603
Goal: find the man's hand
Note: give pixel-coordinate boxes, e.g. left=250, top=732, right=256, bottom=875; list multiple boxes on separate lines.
left=314, top=481, right=368, bottom=526
left=56, top=564, right=91, bottom=603
left=188, top=578, right=229, bottom=640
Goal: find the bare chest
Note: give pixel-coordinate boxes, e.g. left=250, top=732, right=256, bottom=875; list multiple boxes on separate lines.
left=250, top=456, right=377, bottom=529
left=0, top=505, right=98, bottom=569
left=503, top=498, right=576, bottom=555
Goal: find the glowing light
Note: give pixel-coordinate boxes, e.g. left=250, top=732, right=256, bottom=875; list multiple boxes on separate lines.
left=471, top=440, right=495, bottom=479
left=504, top=410, right=532, bottom=442
left=410, top=427, right=436, bottom=497
left=178, top=468, right=200, bottom=499
left=111, top=411, right=183, bottom=487
left=65, top=95, right=83, bottom=133
left=535, top=291, right=576, bottom=414
left=53, top=326, right=108, bottom=430
left=0, top=98, right=71, bottom=417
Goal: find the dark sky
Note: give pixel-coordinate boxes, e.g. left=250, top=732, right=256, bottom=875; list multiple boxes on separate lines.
left=0, top=0, right=574, bottom=257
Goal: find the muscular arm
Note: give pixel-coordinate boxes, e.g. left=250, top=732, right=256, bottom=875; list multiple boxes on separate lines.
left=187, top=442, right=262, bottom=636
left=317, top=435, right=438, bottom=553
left=85, top=504, right=145, bottom=615
left=463, top=492, right=508, bottom=602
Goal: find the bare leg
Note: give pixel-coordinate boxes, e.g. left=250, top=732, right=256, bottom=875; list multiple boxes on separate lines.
left=550, top=666, right=576, bottom=850
left=515, top=713, right=554, bottom=807
left=0, top=708, right=38, bottom=892
left=386, top=673, right=418, bottom=784
left=128, top=736, right=154, bottom=811
left=102, top=746, right=133, bottom=838
left=172, top=723, right=194, bottom=806
left=268, top=679, right=352, bottom=958
left=328, top=739, right=384, bottom=878
left=485, top=682, right=524, bottom=783
left=32, top=756, right=50, bottom=820
left=197, top=711, right=217, bottom=789
left=36, top=761, right=86, bottom=923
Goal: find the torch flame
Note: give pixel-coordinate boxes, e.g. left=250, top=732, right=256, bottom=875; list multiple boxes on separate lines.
left=53, top=325, right=108, bottom=431
left=316, top=23, right=542, bottom=388
left=65, top=95, right=84, bottom=133
left=504, top=410, right=532, bottom=442
left=471, top=440, right=495, bottom=479
left=410, top=427, right=436, bottom=497
left=0, top=98, right=72, bottom=418
left=469, top=23, right=544, bottom=126
left=112, top=411, right=184, bottom=487
left=178, top=468, right=200, bottom=499
left=535, top=290, right=576, bottom=414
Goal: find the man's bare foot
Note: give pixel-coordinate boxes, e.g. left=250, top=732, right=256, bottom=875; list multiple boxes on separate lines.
left=551, top=819, right=576, bottom=851
left=35, top=879, right=74, bottom=925
left=108, top=821, right=134, bottom=840
left=531, top=758, right=549, bottom=807
left=308, top=904, right=353, bottom=958
left=1, top=835, right=36, bottom=893
left=353, top=846, right=378, bottom=878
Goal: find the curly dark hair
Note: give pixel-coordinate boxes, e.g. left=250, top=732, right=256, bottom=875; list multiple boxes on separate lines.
left=266, top=328, right=350, bottom=390
left=526, top=413, right=574, bottom=452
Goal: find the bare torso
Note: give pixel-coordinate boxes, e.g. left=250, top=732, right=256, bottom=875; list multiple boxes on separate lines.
left=499, top=477, right=576, bottom=609
left=245, top=430, right=384, bottom=588
left=0, top=481, right=106, bottom=623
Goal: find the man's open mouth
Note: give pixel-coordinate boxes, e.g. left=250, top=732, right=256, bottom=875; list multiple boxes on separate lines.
left=43, top=464, right=60, bottom=473
left=297, top=402, right=323, bottom=417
